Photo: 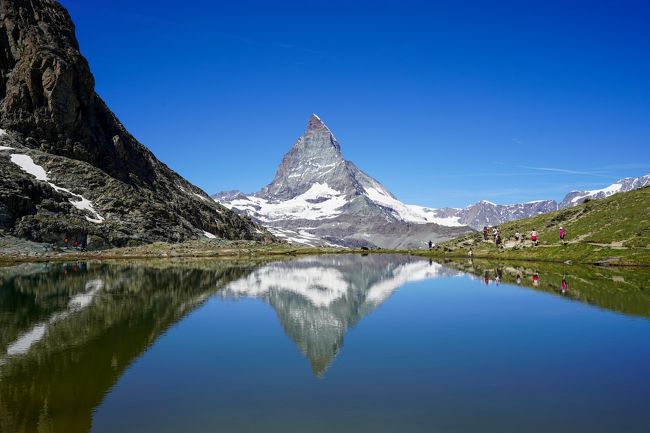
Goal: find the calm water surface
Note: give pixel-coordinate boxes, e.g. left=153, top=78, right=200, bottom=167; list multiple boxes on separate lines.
left=1, top=255, right=649, bottom=433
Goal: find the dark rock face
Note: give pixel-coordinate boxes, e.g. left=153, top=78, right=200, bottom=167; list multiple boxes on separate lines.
left=0, top=0, right=272, bottom=248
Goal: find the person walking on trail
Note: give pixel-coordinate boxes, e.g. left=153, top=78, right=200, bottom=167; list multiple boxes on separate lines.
left=495, top=234, right=502, bottom=248
left=493, top=227, right=499, bottom=242
left=531, top=229, right=538, bottom=246
left=483, top=226, right=489, bottom=241
left=561, top=275, right=568, bottom=294
left=559, top=226, right=566, bottom=241
left=428, top=240, right=433, bottom=249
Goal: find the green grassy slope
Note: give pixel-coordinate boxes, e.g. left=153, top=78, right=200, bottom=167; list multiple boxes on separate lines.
left=416, top=186, right=650, bottom=265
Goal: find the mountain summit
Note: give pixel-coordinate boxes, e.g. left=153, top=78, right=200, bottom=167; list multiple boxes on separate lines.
left=216, top=115, right=471, bottom=248
left=258, top=114, right=348, bottom=200
left=0, top=0, right=271, bottom=248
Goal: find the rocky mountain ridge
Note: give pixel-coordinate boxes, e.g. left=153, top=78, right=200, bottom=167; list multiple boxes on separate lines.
left=0, top=0, right=272, bottom=249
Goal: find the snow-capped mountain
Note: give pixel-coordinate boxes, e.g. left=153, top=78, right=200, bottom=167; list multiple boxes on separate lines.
left=215, top=115, right=650, bottom=247
left=559, top=174, right=650, bottom=208
left=215, top=115, right=471, bottom=248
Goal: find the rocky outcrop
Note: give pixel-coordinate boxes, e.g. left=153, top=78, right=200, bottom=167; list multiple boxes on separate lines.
left=0, top=0, right=273, bottom=249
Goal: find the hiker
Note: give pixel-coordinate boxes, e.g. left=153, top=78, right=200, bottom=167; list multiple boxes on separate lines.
left=428, top=240, right=433, bottom=249
left=559, top=226, right=566, bottom=241
left=531, top=229, right=538, bottom=246
left=561, top=275, right=568, bottom=294
left=516, top=274, right=522, bottom=285
left=483, top=226, right=489, bottom=241
left=495, top=234, right=502, bottom=247
left=492, top=227, right=499, bottom=241
left=514, top=231, right=521, bottom=242
left=532, top=272, right=540, bottom=287
left=468, top=249, right=473, bottom=258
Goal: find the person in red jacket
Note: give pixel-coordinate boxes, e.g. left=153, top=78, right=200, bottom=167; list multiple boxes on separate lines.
left=559, top=226, right=566, bottom=241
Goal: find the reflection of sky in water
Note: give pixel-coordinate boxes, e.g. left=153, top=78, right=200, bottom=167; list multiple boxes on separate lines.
left=0, top=256, right=649, bottom=433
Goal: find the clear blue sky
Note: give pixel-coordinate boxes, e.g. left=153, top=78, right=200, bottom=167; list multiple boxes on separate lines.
left=60, top=0, right=650, bottom=208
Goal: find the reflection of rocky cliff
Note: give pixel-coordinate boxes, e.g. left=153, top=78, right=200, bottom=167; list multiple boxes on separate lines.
left=221, top=255, right=457, bottom=376
left=0, top=261, right=256, bottom=433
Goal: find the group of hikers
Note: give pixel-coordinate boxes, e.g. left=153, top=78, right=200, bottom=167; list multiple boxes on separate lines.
left=426, top=225, right=567, bottom=251
left=482, top=225, right=567, bottom=247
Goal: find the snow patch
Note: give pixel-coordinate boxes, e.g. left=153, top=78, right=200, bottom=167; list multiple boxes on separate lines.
left=8, top=153, right=105, bottom=223
left=203, top=230, right=217, bottom=239
left=193, top=192, right=211, bottom=203
left=229, top=182, right=348, bottom=222
left=0, top=146, right=13, bottom=151
left=10, top=154, right=48, bottom=180
left=363, top=180, right=463, bottom=226
left=571, top=182, right=624, bottom=203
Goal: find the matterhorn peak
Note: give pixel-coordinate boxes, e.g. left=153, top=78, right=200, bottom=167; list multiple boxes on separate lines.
left=294, top=114, right=340, bottom=152
left=307, top=113, right=326, bottom=129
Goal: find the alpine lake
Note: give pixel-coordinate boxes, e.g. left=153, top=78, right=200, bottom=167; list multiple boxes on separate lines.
left=1, top=254, right=649, bottom=433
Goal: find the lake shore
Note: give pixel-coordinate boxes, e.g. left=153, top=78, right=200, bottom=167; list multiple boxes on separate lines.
left=0, top=237, right=366, bottom=264
left=2, top=235, right=649, bottom=267
left=410, top=244, right=650, bottom=267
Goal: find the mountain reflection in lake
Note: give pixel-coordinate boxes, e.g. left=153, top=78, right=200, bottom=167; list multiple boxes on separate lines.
left=219, top=255, right=456, bottom=375
left=1, top=255, right=649, bottom=433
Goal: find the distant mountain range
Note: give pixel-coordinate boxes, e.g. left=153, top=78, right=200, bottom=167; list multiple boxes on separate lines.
left=215, top=115, right=649, bottom=248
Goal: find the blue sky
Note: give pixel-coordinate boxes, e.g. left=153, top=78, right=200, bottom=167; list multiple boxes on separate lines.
left=60, top=0, right=650, bottom=208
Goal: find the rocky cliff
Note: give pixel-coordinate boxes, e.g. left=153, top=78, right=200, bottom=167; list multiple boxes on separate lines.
left=0, top=0, right=272, bottom=249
